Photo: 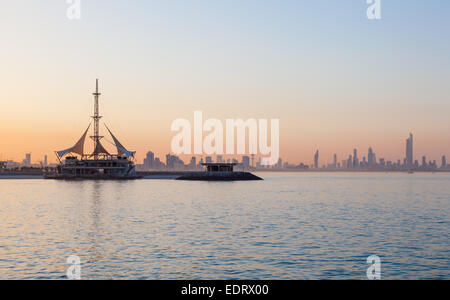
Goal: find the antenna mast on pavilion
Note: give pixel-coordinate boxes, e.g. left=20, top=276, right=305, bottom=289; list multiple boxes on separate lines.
left=91, top=79, right=103, bottom=159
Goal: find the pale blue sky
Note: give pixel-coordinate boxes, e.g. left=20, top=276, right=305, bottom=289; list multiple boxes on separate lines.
left=1, top=0, right=449, bottom=163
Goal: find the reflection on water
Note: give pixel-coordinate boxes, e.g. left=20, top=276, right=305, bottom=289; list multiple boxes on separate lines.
left=88, top=181, right=102, bottom=266
left=0, top=173, right=449, bottom=279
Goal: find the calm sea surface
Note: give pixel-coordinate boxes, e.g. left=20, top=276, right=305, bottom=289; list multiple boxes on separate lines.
left=0, top=173, right=449, bottom=280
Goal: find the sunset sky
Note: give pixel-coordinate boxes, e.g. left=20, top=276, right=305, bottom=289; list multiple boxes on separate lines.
left=0, top=0, right=449, bottom=165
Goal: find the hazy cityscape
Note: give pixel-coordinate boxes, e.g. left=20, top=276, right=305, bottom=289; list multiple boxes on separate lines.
left=1, top=1, right=449, bottom=282
left=1, top=133, right=448, bottom=173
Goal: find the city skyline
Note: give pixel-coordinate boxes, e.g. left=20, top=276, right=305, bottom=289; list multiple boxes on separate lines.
left=133, top=133, right=450, bottom=171
left=3, top=132, right=449, bottom=172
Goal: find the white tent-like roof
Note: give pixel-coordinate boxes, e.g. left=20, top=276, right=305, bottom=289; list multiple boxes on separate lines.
left=56, top=125, right=90, bottom=157
left=105, top=124, right=136, bottom=158
left=56, top=124, right=135, bottom=158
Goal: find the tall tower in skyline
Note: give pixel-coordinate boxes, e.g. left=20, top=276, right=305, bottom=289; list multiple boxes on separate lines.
left=406, top=133, right=414, bottom=169
left=353, top=149, right=358, bottom=168
left=314, top=150, right=319, bottom=169
left=368, top=147, right=374, bottom=167
left=91, top=79, right=103, bottom=159
left=144, top=151, right=155, bottom=169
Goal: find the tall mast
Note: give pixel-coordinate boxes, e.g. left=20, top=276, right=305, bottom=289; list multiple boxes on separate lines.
left=91, top=79, right=103, bottom=159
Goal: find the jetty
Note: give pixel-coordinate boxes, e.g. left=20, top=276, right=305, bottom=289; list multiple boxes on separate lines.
left=175, top=163, right=263, bottom=181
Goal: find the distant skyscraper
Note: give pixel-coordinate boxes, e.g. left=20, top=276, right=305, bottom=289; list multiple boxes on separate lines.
left=25, top=153, right=31, bottom=166
left=242, top=156, right=250, bottom=168
left=353, top=149, right=358, bottom=168
left=277, top=158, right=283, bottom=169
left=314, top=150, right=319, bottom=169
left=257, top=157, right=263, bottom=168
left=406, top=133, right=413, bottom=169
left=442, top=156, right=447, bottom=169
left=165, top=154, right=172, bottom=168
left=44, top=155, right=48, bottom=167
left=368, top=147, right=375, bottom=167
left=347, top=155, right=352, bottom=169
left=431, top=160, right=437, bottom=169
left=422, top=156, right=427, bottom=168
left=166, top=154, right=184, bottom=169
left=144, top=151, right=155, bottom=169
left=190, top=156, right=197, bottom=168
left=333, top=154, right=337, bottom=168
